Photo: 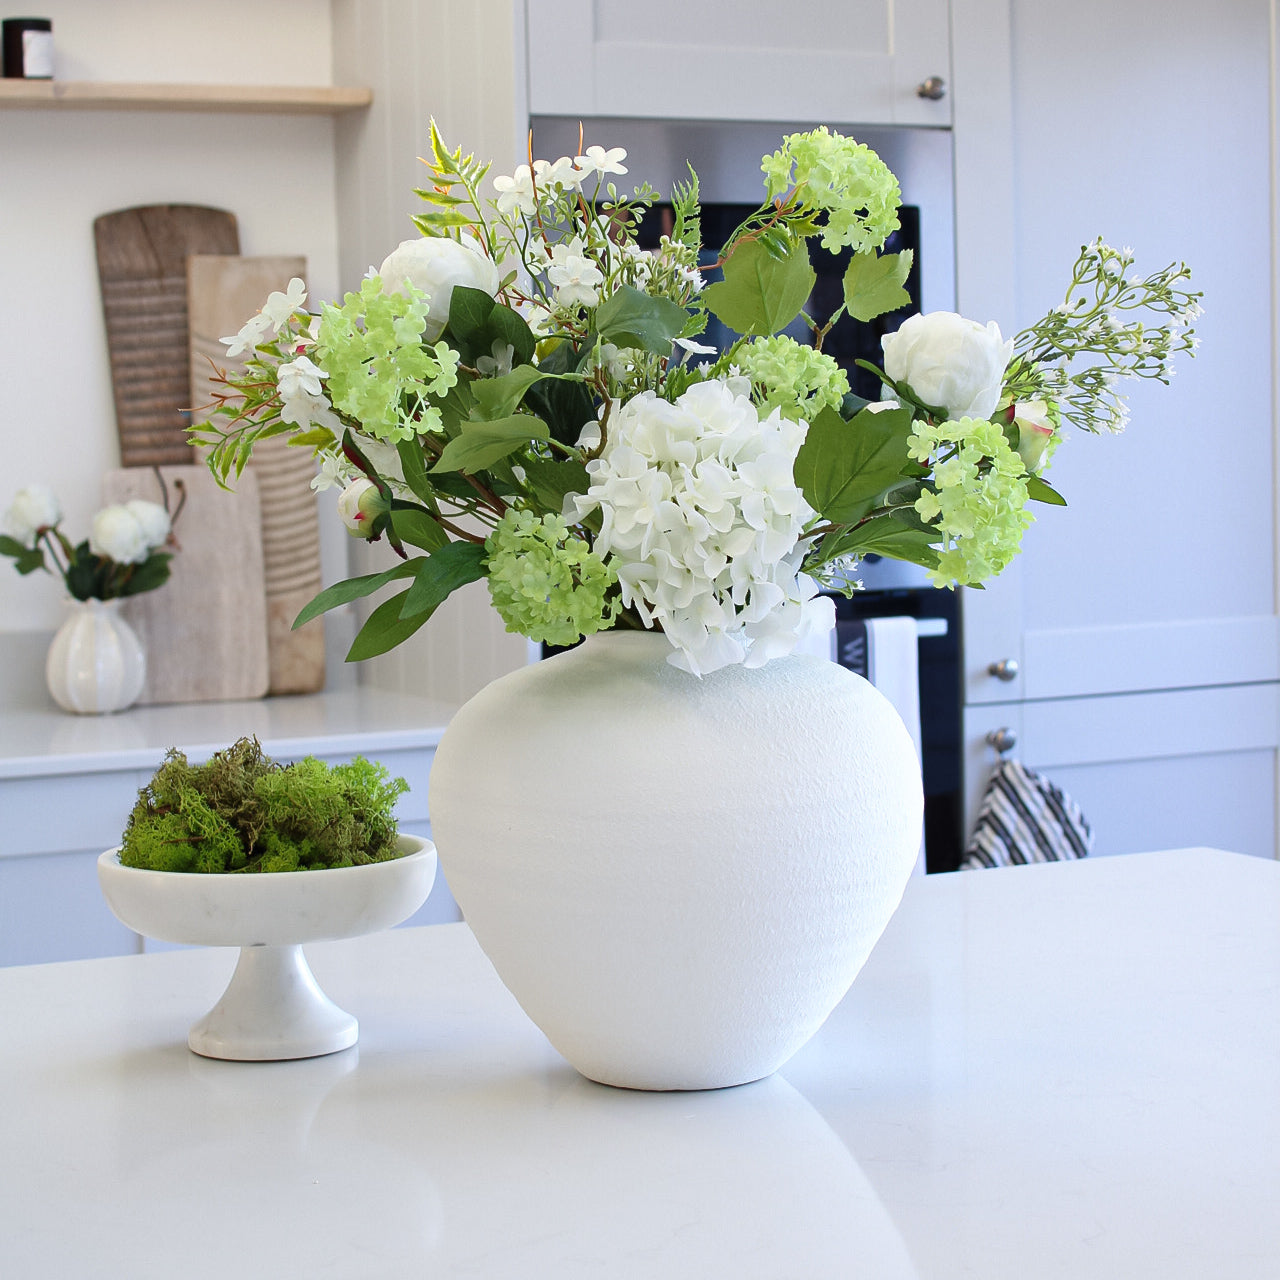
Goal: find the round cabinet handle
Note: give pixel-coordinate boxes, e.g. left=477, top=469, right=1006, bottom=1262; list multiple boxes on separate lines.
left=986, top=728, right=1017, bottom=754
left=987, top=658, right=1019, bottom=682
left=916, top=75, right=946, bottom=100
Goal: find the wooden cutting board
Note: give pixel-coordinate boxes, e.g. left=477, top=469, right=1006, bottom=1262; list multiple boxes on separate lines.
left=186, top=253, right=326, bottom=695
left=94, top=205, right=240, bottom=467
left=102, top=465, right=269, bottom=705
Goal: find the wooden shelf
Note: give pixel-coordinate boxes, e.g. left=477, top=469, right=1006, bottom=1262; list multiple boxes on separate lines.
left=0, top=79, right=372, bottom=114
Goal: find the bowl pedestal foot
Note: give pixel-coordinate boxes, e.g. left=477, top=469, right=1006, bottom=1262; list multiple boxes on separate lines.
left=188, top=943, right=358, bottom=1061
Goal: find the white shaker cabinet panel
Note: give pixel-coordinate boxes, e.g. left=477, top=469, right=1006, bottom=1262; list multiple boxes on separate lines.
left=527, top=0, right=952, bottom=126
left=964, top=684, right=1280, bottom=862
left=956, top=0, right=1276, bottom=707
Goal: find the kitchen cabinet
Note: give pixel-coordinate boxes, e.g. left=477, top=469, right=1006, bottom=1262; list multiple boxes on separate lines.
left=526, top=0, right=952, bottom=126
left=952, top=0, right=1279, bottom=854
left=0, top=665, right=459, bottom=967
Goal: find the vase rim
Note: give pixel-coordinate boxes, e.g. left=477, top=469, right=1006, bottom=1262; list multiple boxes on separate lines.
left=583, top=628, right=669, bottom=650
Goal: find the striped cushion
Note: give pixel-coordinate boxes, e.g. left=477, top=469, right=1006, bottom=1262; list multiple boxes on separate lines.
left=961, top=758, right=1092, bottom=869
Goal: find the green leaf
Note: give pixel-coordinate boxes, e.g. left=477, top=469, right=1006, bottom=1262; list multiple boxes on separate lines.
left=396, top=439, right=438, bottom=506
left=828, top=510, right=941, bottom=569
left=286, top=425, right=337, bottom=451
left=119, top=554, right=171, bottom=597
left=471, top=366, right=546, bottom=420
left=345, top=588, right=432, bottom=662
left=292, top=558, right=425, bottom=630
left=444, top=286, right=536, bottom=367
left=524, top=341, right=597, bottom=447
left=595, top=284, right=690, bottom=355
left=519, top=456, right=592, bottom=512
left=842, top=249, right=914, bottom=323
left=391, top=506, right=449, bottom=552
left=64, top=542, right=103, bottom=601
left=409, top=209, right=475, bottom=233
left=793, top=405, right=914, bottom=524
left=1027, top=475, right=1068, bottom=506
left=702, top=237, right=816, bottom=337
left=0, top=534, right=32, bottom=559
left=432, top=414, right=549, bottom=474
left=399, top=541, right=488, bottom=619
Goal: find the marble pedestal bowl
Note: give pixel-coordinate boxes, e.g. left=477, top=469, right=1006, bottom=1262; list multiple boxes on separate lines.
left=98, top=836, right=436, bottom=1061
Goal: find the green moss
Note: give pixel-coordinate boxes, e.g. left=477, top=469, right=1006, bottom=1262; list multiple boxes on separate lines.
left=118, top=737, right=410, bottom=873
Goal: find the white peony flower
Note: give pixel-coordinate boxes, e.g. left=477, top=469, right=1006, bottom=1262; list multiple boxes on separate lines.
left=124, top=500, right=170, bottom=549
left=4, top=484, right=61, bottom=545
left=881, top=312, right=1014, bottom=421
left=572, top=380, right=832, bottom=675
left=89, top=505, right=149, bottom=565
left=378, top=234, right=500, bottom=341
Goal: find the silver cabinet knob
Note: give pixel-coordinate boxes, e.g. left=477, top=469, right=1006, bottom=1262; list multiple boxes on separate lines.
left=986, top=728, right=1017, bottom=754
left=987, top=658, right=1019, bottom=682
left=916, top=76, right=946, bottom=100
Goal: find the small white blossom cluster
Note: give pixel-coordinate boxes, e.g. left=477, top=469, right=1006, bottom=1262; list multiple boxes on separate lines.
left=572, top=379, right=834, bottom=676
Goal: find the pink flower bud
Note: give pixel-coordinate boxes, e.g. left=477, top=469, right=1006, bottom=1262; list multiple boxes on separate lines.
left=336, top=478, right=389, bottom=538
left=1012, top=400, right=1055, bottom=473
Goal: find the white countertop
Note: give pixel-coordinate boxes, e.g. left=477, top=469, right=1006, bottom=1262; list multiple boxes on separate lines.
left=0, top=686, right=458, bottom=779
left=1, top=847, right=1277, bottom=1277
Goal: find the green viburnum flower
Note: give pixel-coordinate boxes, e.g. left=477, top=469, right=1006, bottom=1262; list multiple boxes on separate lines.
left=909, top=416, right=1034, bottom=588
left=315, top=276, right=459, bottom=443
left=733, top=335, right=850, bottom=421
left=485, top=509, right=619, bottom=646
left=761, top=127, right=901, bottom=254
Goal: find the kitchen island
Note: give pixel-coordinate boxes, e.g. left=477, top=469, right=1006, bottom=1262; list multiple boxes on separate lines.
left=1, top=848, right=1275, bottom=1277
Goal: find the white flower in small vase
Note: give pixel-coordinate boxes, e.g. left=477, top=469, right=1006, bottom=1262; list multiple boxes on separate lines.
left=124, top=499, right=171, bottom=550
left=378, top=234, right=500, bottom=341
left=881, top=311, right=1015, bottom=420
left=3, top=483, right=61, bottom=545
left=89, top=504, right=150, bottom=565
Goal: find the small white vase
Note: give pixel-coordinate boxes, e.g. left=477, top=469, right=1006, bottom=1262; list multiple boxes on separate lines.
left=428, top=630, right=923, bottom=1091
left=45, top=597, right=146, bottom=714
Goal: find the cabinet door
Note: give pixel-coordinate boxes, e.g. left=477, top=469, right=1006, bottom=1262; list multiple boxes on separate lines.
left=526, top=0, right=952, bottom=126
left=954, top=0, right=1278, bottom=706
left=965, top=685, right=1280, bottom=862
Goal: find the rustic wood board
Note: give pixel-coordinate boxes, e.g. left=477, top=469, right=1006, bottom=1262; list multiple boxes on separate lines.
left=102, top=465, right=269, bottom=705
left=94, top=205, right=240, bottom=467
left=186, top=253, right=326, bottom=695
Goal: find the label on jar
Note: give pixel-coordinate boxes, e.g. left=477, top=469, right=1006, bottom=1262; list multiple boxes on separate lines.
left=23, top=29, right=53, bottom=78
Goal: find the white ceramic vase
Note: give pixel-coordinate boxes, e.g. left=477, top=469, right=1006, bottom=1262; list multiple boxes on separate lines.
left=427, top=630, right=923, bottom=1091
left=45, top=597, right=145, bottom=714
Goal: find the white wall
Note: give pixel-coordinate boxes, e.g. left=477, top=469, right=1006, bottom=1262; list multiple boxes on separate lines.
left=0, top=0, right=343, bottom=634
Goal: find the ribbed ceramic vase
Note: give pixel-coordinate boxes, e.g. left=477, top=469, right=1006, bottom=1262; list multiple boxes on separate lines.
left=45, top=597, right=146, bottom=714
left=428, top=631, right=923, bottom=1091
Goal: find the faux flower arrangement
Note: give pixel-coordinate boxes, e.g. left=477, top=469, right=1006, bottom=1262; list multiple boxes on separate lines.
left=1, top=479, right=181, bottom=602
left=195, top=124, right=1201, bottom=676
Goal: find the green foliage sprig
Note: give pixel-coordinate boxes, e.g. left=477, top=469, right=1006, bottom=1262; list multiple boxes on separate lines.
left=119, top=737, right=409, bottom=873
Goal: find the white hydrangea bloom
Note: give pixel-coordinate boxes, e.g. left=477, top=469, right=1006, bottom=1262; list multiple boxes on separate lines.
left=572, top=380, right=833, bottom=675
